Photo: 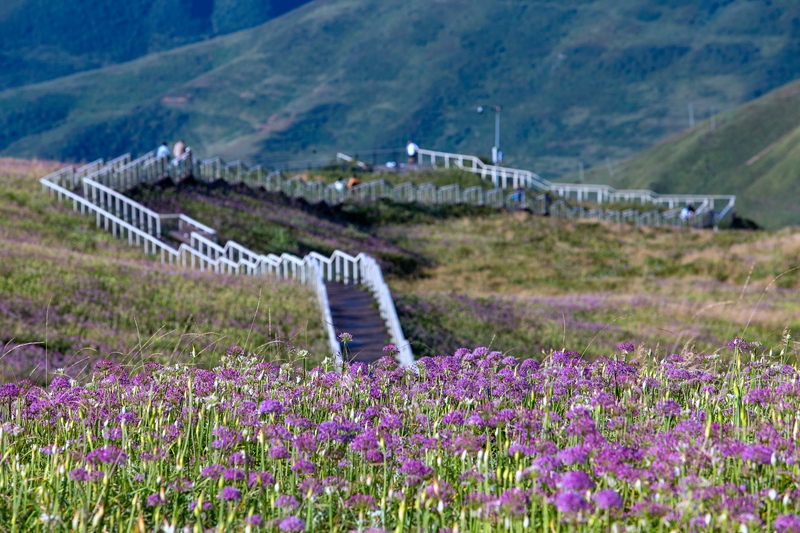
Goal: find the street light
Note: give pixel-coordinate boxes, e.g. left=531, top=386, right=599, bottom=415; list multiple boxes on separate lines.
left=477, top=105, right=502, bottom=187
left=476, top=105, right=502, bottom=164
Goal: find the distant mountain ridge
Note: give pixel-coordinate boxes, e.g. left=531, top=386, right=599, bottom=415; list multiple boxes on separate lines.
left=0, top=0, right=799, bottom=204
left=0, top=0, right=312, bottom=90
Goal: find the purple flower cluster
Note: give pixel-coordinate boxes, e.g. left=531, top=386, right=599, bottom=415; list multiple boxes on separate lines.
left=2, top=340, right=799, bottom=530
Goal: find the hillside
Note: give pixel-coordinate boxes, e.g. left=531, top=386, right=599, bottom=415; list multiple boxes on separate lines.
left=564, top=78, right=800, bottom=229
left=128, top=175, right=800, bottom=359
left=0, top=159, right=327, bottom=383
left=0, top=0, right=312, bottom=90
left=2, top=0, right=800, bottom=181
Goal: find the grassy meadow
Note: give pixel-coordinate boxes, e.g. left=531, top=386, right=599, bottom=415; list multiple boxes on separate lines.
left=0, top=159, right=328, bottom=383
left=1, top=161, right=800, bottom=532
left=128, top=172, right=800, bottom=360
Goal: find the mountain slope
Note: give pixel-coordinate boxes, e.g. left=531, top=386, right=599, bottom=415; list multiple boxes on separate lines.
left=566, top=78, right=800, bottom=228
left=0, top=0, right=312, bottom=90
left=2, top=0, right=800, bottom=181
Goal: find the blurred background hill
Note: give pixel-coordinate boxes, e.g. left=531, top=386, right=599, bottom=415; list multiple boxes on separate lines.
left=0, top=0, right=799, bottom=226
left=0, top=0, right=312, bottom=89
left=559, top=78, right=800, bottom=228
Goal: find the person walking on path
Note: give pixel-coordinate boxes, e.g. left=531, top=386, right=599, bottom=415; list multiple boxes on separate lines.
left=406, top=140, right=419, bottom=164
left=347, top=176, right=361, bottom=189
left=173, top=139, right=186, bottom=158
left=156, top=141, right=170, bottom=159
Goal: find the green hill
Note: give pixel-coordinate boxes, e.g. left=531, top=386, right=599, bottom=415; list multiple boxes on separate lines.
left=0, top=158, right=326, bottom=383
left=2, top=0, right=800, bottom=182
left=127, top=174, right=800, bottom=359
left=565, top=78, right=800, bottom=228
left=0, top=0, right=312, bottom=90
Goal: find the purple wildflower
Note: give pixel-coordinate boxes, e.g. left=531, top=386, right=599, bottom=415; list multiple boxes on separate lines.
left=594, top=489, right=623, bottom=510
left=49, top=376, right=71, bottom=390
left=776, top=515, right=800, bottom=533
left=87, top=445, right=127, bottom=465
left=275, top=494, right=300, bottom=510
left=279, top=516, right=306, bottom=532
left=69, top=468, right=89, bottom=482
left=146, top=492, right=167, bottom=507
left=742, top=444, right=773, bottom=465
left=259, top=399, right=283, bottom=416
left=559, top=470, right=594, bottom=491
left=270, top=444, right=291, bottom=460
left=218, top=486, right=242, bottom=501
left=382, top=344, right=399, bottom=355
left=554, top=491, right=591, bottom=514
left=728, top=337, right=748, bottom=350
left=189, top=500, right=213, bottom=512
left=346, top=493, right=377, bottom=510
left=618, top=342, right=635, bottom=353
left=399, top=459, right=433, bottom=478
left=223, top=468, right=246, bottom=482
left=498, top=488, right=529, bottom=517
left=246, top=515, right=264, bottom=526
left=201, top=464, right=225, bottom=480
left=291, top=459, right=315, bottom=475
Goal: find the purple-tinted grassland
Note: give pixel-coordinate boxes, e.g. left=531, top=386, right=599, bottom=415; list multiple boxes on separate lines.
left=131, top=178, right=800, bottom=357
left=395, top=289, right=782, bottom=359
left=128, top=179, right=434, bottom=278
left=0, top=161, right=327, bottom=383
left=2, top=341, right=800, bottom=531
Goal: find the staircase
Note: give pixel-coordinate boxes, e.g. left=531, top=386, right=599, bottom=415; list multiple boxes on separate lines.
left=326, top=282, right=389, bottom=363
left=40, top=153, right=415, bottom=369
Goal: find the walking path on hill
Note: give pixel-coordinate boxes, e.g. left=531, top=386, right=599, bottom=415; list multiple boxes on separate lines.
left=40, top=152, right=415, bottom=369
left=326, top=282, right=389, bottom=363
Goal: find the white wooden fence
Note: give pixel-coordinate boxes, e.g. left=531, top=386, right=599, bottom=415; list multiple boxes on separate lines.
left=41, top=156, right=414, bottom=368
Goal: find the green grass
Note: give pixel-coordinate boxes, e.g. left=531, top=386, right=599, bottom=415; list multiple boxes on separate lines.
left=561, top=78, right=800, bottom=228
left=1, top=0, right=800, bottom=192
left=296, top=168, right=496, bottom=191
left=384, top=212, right=800, bottom=357
left=128, top=178, right=800, bottom=358
left=0, top=159, right=328, bottom=383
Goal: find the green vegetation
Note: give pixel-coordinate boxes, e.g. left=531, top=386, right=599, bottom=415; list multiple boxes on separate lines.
left=387, top=213, right=800, bottom=357
left=297, top=167, right=495, bottom=190
left=561, top=78, right=800, bottom=229
left=0, top=159, right=327, bottom=383
left=0, top=0, right=311, bottom=90
left=129, top=178, right=800, bottom=359
left=1, top=0, right=800, bottom=191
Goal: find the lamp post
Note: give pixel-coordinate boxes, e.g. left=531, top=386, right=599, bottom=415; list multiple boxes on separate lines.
left=477, top=105, right=502, bottom=187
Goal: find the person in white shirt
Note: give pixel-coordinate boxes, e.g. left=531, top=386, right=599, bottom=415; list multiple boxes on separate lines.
left=406, top=140, right=419, bottom=164
left=156, top=142, right=170, bottom=159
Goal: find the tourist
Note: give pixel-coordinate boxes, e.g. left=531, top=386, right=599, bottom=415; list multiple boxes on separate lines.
left=347, top=176, right=361, bottom=189
left=156, top=141, right=170, bottom=159
left=406, top=140, right=419, bottom=164
left=334, top=179, right=345, bottom=192
left=173, top=139, right=186, bottom=158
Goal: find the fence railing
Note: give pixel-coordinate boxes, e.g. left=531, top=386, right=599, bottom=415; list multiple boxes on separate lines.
left=40, top=156, right=415, bottom=368
left=414, top=148, right=736, bottom=221
left=417, top=148, right=553, bottom=190
left=89, top=148, right=731, bottom=229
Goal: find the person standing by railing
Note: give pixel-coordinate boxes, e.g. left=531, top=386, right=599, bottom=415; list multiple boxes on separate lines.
left=173, top=139, right=186, bottom=158
left=406, top=140, right=419, bottom=164
left=156, top=141, right=170, bottom=159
